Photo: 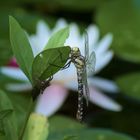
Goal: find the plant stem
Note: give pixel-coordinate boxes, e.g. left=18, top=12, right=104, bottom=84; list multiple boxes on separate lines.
left=19, top=98, right=34, bottom=140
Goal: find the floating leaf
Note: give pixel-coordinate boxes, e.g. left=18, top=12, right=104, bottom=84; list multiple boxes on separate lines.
left=32, top=46, right=71, bottom=85
left=75, top=129, right=136, bottom=140
left=49, top=129, right=135, bottom=140
left=9, top=16, right=34, bottom=83
left=96, top=0, right=140, bottom=63
left=44, top=27, right=69, bottom=50
left=116, top=72, right=140, bottom=100
left=0, top=90, right=18, bottom=140
left=48, top=116, right=135, bottom=140
left=49, top=115, right=84, bottom=133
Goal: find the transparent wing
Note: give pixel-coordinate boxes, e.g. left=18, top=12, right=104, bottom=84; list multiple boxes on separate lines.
left=82, top=65, right=90, bottom=106
left=84, top=31, right=89, bottom=61
left=86, top=51, right=96, bottom=74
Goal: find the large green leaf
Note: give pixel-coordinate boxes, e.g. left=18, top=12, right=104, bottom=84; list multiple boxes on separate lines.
left=96, top=0, right=140, bottom=63
left=49, top=129, right=136, bottom=140
left=0, top=90, right=18, bottom=140
left=7, top=91, right=32, bottom=137
left=32, top=46, right=71, bottom=85
left=48, top=116, right=135, bottom=140
left=49, top=115, right=84, bottom=132
left=77, top=129, right=135, bottom=140
left=0, top=109, right=13, bottom=120
left=9, top=16, right=34, bottom=83
left=116, top=72, right=140, bottom=100
left=44, top=27, right=69, bottom=50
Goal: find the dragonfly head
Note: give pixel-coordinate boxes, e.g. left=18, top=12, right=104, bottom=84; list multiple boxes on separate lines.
left=71, top=47, right=81, bottom=57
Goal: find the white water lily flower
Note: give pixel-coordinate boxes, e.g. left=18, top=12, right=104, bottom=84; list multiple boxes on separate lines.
left=0, top=19, right=121, bottom=117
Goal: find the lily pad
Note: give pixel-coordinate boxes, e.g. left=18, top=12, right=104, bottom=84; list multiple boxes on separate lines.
left=96, top=0, right=140, bottom=63
left=116, top=72, right=140, bottom=100
left=48, top=116, right=135, bottom=140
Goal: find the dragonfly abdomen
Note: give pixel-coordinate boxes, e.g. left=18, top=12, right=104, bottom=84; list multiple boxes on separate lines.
left=76, top=68, right=84, bottom=122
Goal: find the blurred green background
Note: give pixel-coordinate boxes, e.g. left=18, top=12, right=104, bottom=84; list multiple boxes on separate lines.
left=0, top=0, right=140, bottom=139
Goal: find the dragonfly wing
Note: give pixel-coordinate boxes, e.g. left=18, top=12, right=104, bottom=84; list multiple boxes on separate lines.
left=87, top=51, right=96, bottom=74
left=82, top=65, right=90, bottom=106
left=84, top=31, right=89, bottom=61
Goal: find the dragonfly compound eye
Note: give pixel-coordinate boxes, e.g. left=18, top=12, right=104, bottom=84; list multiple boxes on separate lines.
left=71, top=47, right=81, bottom=57
left=72, top=47, right=79, bottom=52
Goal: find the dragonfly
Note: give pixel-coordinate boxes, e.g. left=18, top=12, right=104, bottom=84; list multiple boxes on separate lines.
left=64, top=31, right=96, bottom=122
left=32, top=76, right=53, bottom=101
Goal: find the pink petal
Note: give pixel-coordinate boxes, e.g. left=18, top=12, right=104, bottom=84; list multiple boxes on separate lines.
left=8, top=58, right=19, bottom=67
left=89, top=87, right=122, bottom=111
left=35, top=84, right=68, bottom=117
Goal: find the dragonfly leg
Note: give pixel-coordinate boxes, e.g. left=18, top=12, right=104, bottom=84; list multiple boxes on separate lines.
left=49, top=60, right=71, bottom=70
left=49, top=63, right=63, bottom=68
left=61, top=60, right=71, bottom=70
left=40, top=76, right=53, bottom=94
left=48, top=75, right=53, bottom=81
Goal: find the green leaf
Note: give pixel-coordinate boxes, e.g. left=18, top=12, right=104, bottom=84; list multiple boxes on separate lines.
left=63, top=135, right=78, bottom=140
left=48, top=116, right=135, bottom=140
left=49, top=129, right=135, bottom=140
left=7, top=91, right=32, bottom=136
left=44, top=27, right=69, bottom=50
left=9, top=16, right=34, bottom=83
left=75, top=129, right=136, bottom=140
left=0, top=109, right=13, bottom=120
left=0, top=90, right=18, bottom=140
left=49, top=115, right=84, bottom=133
left=116, top=72, right=140, bottom=100
left=32, top=46, right=71, bottom=85
left=0, top=90, right=13, bottom=114
left=96, top=0, right=140, bottom=63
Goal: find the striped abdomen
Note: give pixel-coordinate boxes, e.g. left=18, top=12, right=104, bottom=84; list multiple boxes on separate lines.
left=76, top=68, right=84, bottom=122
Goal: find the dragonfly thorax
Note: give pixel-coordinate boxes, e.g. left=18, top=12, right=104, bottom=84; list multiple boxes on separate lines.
left=70, top=48, right=85, bottom=69
left=71, top=47, right=81, bottom=57
left=74, top=58, right=85, bottom=68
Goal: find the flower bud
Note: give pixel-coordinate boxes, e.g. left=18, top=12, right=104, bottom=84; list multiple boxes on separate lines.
left=23, top=113, right=49, bottom=140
